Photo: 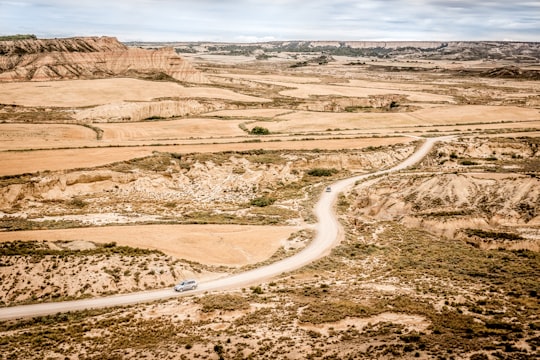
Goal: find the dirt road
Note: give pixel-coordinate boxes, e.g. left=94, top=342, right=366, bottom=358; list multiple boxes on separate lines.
left=0, top=136, right=447, bottom=321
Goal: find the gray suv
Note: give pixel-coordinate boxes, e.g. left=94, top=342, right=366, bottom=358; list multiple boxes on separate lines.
left=174, top=279, right=198, bottom=292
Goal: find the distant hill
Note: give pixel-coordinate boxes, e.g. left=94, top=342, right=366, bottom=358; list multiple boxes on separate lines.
left=0, top=34, right=37, bottom=41
left=130, top=40, right=540, bottom=63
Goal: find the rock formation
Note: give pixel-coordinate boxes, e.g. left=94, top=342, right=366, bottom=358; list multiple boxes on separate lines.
left=0, top=36, right=207, bottom=83
left=74, top=99, right=224, bottom=122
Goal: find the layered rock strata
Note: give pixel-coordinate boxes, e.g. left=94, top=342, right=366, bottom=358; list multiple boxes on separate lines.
left=0, top=36, right=206, bottom=83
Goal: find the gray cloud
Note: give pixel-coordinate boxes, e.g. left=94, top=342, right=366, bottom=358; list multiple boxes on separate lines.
left=0, top=0, right=538, bottom=41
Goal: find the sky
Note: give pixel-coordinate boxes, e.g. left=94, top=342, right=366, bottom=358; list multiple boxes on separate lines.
left=1, top=0, right=539, bottom=42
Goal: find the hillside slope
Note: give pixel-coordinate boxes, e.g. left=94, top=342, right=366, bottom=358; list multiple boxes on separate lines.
left=0, top=36, right=206, bottom=83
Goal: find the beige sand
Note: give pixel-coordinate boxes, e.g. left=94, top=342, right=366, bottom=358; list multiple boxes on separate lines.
left=98, top=118, right=246, bottom=141
left=0, top=136, right=413, bottom=176
left=0, top=123, right=96, bottom=149
left=0, top=224, right=299, bottom=266
left=251, top=105, right=540, bottom=132
left=0, top=78, right=268, bottom=107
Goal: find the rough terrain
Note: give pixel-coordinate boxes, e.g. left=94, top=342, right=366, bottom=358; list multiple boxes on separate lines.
left=0, top=36, right=206, bottom=82
left=0, top=37, right=539, bottom=359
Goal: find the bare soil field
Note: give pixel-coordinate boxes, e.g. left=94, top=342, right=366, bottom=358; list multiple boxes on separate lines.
left=256, top=105, right=540, bottom=133
left=0, top=78, right=268, bottom=107
left=1, top=40, right=539, bottom=359
left=0, top=136, right=413, bottom=175
left=0, top=123, right=96, bottom=150
left=97, top=117, right=246, bottom=141
left=0, top=224, right=297, bottom=266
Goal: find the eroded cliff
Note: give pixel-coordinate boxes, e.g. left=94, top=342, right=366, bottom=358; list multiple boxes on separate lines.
left=0, top=36, right=207, bottom=83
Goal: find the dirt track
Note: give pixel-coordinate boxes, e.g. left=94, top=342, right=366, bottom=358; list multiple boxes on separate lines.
left=0, top=136, right=444, bottom=321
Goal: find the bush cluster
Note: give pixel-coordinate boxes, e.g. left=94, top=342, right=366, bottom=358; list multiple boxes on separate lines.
left=249, top=126, right=270, bottom=135
left=307, top=168, right=338, bottom=177
left=250, top=196, right=276, bottom=207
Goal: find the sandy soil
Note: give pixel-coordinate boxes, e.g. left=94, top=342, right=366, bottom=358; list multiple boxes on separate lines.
left=207, top=108, right=297, bottom=118
left=252, top=105, right=540, bottom=133
left=0, top=224, right=299, bottom=266
left=0, top=136, right=413, bottom=176
left=213, top=73, right=322, bottom=84
left=0, top=123, right=96, bottom=149
left=300, top=312, right=430, bottom=336
left=277, top=81, right=455, bottom=103
left=212, top=73, right=454, bottom=102
left=0, top=115, right=537, bottom=152
left=98, top=118, right=246, bottom=141
left=0, top=78, right=268, bottom=107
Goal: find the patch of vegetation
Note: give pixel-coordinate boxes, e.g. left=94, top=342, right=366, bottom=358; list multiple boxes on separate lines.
left=250, top=286, right=264, bottom=294
left=299, top=300, right=378, bottom=324
left=0, top=173, right=34, bottom=187
left=0, top=240, right=163, bottom=257
left=197, top=294, right=250, bottom=312
left=0, top=34, right=37, bottom=41
left=0, top=218, right=85, bottom=231
left=67, top=197, right=88, bottom=208
left=307, top=168, right=338, bottom=177
left=250, top=196, right=276, bottom=207
left=463, top=228, right=524, bottom=241
left=249, top=126, right=270, bottom=135
left=422, top=209, right=473, bottom=217
left=344, top=105, right=373, bottom=112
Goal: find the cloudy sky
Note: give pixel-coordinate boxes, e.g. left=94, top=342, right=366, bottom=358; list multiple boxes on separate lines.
left=1, top=0, right=539, bottom=42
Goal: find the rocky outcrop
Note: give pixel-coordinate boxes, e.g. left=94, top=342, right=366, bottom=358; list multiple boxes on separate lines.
left=481, top=66, right=540, bottom=80
left=75, top=100, right=227, bottom=122
left=0, top=36, right=207, bottom=83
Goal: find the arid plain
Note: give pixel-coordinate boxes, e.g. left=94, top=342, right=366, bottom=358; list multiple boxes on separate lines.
left=0, top=38, right=539, bottom=359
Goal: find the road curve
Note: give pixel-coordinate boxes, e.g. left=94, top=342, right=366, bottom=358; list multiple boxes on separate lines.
left=0, top=136, right=449, bottom=321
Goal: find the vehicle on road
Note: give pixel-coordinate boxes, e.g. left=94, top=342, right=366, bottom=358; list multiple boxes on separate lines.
left=174, top=279, right=198, bottom=292
left=326, top=186, right=331, bottom=192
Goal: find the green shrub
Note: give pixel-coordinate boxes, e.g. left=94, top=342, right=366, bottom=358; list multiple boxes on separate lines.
left=299, top=300, right=375, bottom=324
left=69, top=198, right=87, bottom=208
left=464, top=229, right=523, bottom=241
left=307, top=168, right=338, bottom=177
left=250, top=196, right=276, bottom=207
left=251, top=286, right=263, bottom=294
left=249, top=126, right=270, bottom=135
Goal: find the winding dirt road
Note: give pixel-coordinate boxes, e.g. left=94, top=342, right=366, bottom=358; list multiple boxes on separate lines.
left=0, top=136, right=448, bottom=321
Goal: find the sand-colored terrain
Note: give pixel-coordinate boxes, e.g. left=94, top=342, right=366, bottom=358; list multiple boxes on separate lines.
left=97, top=117, right=246, bottom=141
left=0, top=224, right=298, bottom=266
left=0, top=136, right=413, bottom=175
left=1, top=38, right=540, bottom=359
left=277, top=80, right=454, bottom=103
left=250, top=105, right=540, bottom=133
left=0, top=78, right=268, bottom=107
left=0, top=123, right=96, bottom=149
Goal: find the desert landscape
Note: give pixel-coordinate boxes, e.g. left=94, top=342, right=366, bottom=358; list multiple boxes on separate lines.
left=0, top=35, right=539, bottom=359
